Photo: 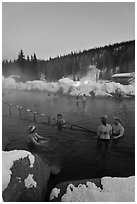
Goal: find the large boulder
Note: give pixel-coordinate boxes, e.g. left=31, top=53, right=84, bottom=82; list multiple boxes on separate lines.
left=2, top=150, right=60, bottom=202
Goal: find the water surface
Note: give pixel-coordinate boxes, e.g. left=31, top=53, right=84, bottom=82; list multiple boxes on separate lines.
left=2, top=89, right=135, bottom=185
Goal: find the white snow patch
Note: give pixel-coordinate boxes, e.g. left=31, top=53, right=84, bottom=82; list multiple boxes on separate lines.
left=50, top=188, right=60, bottom=200
left=101, top=176, right=135, bottom=192
left=58, top=77, right=74, bottom=85
left=61, top=176, right=135, bottom=202
left=24, top=174, right=37, bottom=189
left=2, top=150, right=35, bottom=191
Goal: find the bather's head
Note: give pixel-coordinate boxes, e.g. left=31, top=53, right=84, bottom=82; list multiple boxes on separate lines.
left=57, top=114, right=62, bottom=119
left=29, top=125, right=36, bottom=133
left=100, top=115, right=107, bottom=125
left=114, top=117, right=121, bottom=125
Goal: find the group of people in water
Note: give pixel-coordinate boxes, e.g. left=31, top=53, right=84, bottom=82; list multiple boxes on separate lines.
left=28, top=112, right=124, bottom=151
left=97, top=115, right=124, bottom=151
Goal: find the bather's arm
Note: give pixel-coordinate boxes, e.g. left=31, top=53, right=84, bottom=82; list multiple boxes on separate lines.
left=113, top=126, right=124, bottom=139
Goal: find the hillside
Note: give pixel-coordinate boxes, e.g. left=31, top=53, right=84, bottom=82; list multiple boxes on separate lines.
left=2, top=40, right=135, bottom=82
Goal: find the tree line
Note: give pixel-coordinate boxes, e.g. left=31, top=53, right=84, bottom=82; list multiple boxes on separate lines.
left=2, top=40, right=135, bottom=82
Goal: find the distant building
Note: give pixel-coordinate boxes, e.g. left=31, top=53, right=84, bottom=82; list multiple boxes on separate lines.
left=112, top=73, right=134, bottom=85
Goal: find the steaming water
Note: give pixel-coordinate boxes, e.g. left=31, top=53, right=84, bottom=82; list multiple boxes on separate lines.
left=2, top=89, right=135, bottom=187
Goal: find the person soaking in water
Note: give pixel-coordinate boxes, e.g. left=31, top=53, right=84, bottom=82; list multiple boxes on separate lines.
left=97, top=115, right=112, bottom=151
left=56, top=114, right=66, bottom=130
left=112, top=117, right=124, bottom=138
left=111, top=117, right=124, bottom=147
left=27, top=125, right=49, bottom=148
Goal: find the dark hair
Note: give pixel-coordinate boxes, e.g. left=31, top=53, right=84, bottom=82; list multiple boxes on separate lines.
left=100, top=115, right=107, bottom=126
left=57, top=114, right=62, bottom=117
left=114, top=117, right=122, bottom=124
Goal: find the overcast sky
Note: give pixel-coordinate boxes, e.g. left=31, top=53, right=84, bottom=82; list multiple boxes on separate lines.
left=2, top=2, right=135, bottom=61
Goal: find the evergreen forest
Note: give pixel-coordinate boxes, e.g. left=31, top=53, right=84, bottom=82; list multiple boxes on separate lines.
left=2, top=40, right=135, bottom=82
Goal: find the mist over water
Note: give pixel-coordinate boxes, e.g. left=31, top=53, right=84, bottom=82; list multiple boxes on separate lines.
left=2, top=75, right=135, bottom=97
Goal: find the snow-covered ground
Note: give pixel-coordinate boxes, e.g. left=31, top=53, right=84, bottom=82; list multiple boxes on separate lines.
left=2, top=68, right=135, bottom=97
left=50, top=176, right=135, bottom=202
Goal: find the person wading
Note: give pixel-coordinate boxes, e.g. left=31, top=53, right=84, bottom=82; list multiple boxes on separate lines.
left=56, top=114, right=66, bottom=130
left=111, top=117, right=124, bottom=147
left=97, top=115, right=112, bottom=152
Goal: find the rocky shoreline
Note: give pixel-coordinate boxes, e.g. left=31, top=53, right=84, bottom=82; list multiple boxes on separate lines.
left=2, top=150, right=135, bottom=202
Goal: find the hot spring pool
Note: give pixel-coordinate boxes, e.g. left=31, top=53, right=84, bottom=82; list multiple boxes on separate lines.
left=2, top=89, right=135, bottom=187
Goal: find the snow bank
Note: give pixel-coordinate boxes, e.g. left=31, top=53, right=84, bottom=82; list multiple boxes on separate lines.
left=50, top=188, right=60, bottom=200
left=2, top=150, right=35, bottom=191
left=60, top=176, right=134, bottom=202
left=69, top=80, right=134, bottom=97
left=101, top=176, right=134, bottom=193
left=58, top=77, right=74, bottom=85
left=2, top=75, right=135, bottom=97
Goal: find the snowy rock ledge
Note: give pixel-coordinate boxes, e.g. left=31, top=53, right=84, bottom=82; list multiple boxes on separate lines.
left=50, top=176, right=135, bottom=202
left=2, top=150, right=60, bottom=202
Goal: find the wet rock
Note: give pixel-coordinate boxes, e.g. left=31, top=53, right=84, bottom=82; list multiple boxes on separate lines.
left=3, top=152, right=60, bottom=202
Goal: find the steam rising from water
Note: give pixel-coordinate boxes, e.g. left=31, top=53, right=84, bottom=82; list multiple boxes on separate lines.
left=2, top=75, right=135, bottom=97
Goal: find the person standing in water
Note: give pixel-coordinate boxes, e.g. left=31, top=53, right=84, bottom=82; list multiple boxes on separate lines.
left=53, top=93, right=58, bottom=103
left=82, top=94, right=87, bottom=102
left=56, top=114, right=66, bottom=130
left=97, top=115, right=112, bottom=151
left=111, top=117, right=124, bottom=147
left=76, top=96, right=79, bottom=108
left=82, top=94, right=87, bottom=111
left=47, top=93, right=51, bottom=101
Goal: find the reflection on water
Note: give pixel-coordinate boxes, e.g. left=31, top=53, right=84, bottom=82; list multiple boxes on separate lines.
left=2, top=89, right=135, bottom=184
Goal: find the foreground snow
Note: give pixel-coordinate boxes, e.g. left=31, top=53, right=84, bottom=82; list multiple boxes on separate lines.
left=2, top=72, right=135, bottom=98
left=50, top=176, right=135, bottom=202
left=2, top=150, right=61, bottom=202
left=2, top=150, right=35, bottom=191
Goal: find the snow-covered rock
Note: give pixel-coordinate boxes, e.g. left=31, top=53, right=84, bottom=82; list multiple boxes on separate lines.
left=2, top=150, right=35, bottom=192
left=50, top=176, right=135, bottom=202
left=58, top=77, right=74, bottom=85
left=2, top=150, right=61, bottom=202
left=50, top=188, right=60, bottom=200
